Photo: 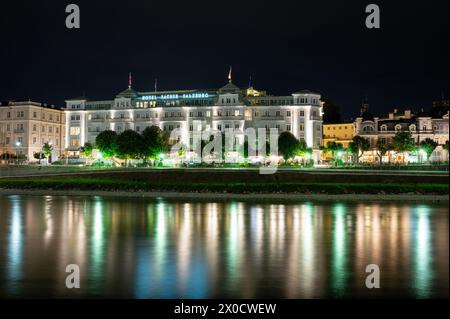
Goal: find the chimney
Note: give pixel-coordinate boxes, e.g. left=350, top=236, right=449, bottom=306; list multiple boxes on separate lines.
left=404, top=110, right=411, bottom=119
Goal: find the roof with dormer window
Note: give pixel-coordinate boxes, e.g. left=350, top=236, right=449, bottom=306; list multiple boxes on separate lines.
left=217, top=82, right=242, bottom=95
left=116, top=87, right=138, bottom=98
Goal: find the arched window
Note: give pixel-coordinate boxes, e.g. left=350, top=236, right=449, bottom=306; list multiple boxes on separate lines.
left=395, top=124, right=402, bottom=131
left=380, top=125, right=387, bottom=131
left=409, top=124, right=416, bottom=131
left=363, top=126, right=374, bottom=132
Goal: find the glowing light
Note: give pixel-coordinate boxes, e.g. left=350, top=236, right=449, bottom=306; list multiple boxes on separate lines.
left=331, top=204, right=348, bottom=296
left=141, top=92, right=210, bottom=101
left=7, top=196, right=23, bottom=292
left=413, top=205, right=432, bottom=298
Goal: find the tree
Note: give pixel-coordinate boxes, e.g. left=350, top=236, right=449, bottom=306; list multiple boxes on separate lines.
left=116, top=130, right=145, bottom=165
left=324, top=141, right=345, bottom=166
left=321, top=98, right=342, bottom=124
left=419, top=138, right=438, bottom=161
left=42, top=142, right=53, bottom=162
left=390, top=131, right=416, bottom=163
left=142, top=126, right=169, bottom=161
left=80, top=142, right=94, bottom=163
left=33, top=152, right=45, bottom=164
left=376, top=140, right=390, bottom=165
left=96, top=130, right=118, bottom=158
left=278, top=131, right=301, bottom=160
left=296, top=139, right=311, bottom=162
left=348, top=136, right=370, bottom=163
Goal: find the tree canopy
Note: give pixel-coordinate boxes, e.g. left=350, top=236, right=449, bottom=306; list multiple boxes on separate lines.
left=116, top=129, right=145, bottom=161
left=95, top=130, right=118, bottom=158
left=278, top=131, right=304, bottom=160
left=142, top=126, right=169, bottom=160
left=348, top=136, right=370, bottom=162
left=419, top=138, right=438, bottom=160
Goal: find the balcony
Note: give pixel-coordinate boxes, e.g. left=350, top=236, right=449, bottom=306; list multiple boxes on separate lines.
left=90, top=117, right=105, bottom=122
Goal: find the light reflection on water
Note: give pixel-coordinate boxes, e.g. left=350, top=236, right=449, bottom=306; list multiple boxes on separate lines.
left=0, top=195, right=448, bottom=298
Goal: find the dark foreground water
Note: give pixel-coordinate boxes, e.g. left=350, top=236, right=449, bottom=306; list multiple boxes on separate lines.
left=0, top=194, right=448, bottom=299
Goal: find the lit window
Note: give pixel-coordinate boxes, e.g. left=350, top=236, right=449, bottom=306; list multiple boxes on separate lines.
left=70, top=127, right=81, bottom=135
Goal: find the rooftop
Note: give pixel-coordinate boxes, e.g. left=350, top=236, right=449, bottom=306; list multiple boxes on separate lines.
left=0, top=100, right=62, bottom=110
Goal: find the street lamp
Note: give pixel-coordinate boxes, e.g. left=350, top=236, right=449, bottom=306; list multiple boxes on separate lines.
left=15, top=141, right=21, bottom=164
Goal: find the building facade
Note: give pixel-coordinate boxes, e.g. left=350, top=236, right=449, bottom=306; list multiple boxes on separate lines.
left=354, top=104, right=449, bottom=163
left=0, top=101, right=66, bottom=161
left=322, top=123, right=354, bottom=148
left=321, top=122, right=354, bottom=161
left=64, top=81, right=323, bottom=161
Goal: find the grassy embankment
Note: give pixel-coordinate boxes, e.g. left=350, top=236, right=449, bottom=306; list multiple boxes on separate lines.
left=0, top=177, right=447, bottom=194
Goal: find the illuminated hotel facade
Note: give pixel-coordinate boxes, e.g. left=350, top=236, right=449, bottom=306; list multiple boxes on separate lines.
left=64, top=80, right=323, bottom=161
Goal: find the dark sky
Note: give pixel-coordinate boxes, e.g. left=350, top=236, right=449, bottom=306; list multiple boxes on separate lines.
left=0, top=0, right=448, bottom=118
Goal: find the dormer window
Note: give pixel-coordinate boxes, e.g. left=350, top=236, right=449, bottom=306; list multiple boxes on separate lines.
left=395, top=124, right=402, bottom=131
left=380, top=125, right=387, bottom=131
left=409, top=124, right=416, bottom=131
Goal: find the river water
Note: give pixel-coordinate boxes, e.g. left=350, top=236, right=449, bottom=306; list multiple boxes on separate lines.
left=0, top=194, right=448, bottom=298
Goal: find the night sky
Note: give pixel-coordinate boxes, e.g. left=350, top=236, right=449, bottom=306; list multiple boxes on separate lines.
left=0, top=0, right=448, bottom=119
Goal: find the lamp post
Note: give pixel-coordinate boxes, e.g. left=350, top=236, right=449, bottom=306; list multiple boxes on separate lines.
left=15, top=141, right=21, bottom=164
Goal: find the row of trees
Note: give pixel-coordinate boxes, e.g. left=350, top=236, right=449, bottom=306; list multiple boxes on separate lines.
left=94, top=126, right=170, bottom=165
left=91, top=128, right=312, bottom=164
left=77, top=127, right=447, bottom=166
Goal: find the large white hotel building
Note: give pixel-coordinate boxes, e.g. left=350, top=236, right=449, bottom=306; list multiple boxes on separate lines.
left=64, top=80, right=324, bottom=160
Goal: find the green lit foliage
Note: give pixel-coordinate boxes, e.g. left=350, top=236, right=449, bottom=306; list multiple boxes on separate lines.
left=95, top=130, right=118, bottom=158
left=323, top=141, right=346, bottom=166
left=391, top=131, right=416, bottom=163
left=420, top=138, right=438, bottom=160
left=116, top=130, right=145, bottom=164
left=348, top=136, right=370, bottom=163
left=80, top=142, right=94, bottom=159
left=42, top=142, right=53, bottom=159
left=278, top=131, right=303, bottom=160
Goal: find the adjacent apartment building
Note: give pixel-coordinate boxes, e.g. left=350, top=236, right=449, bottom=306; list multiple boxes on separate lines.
left=354, top=102, right=449, bottom=163
left=0, top=101, right=66, bottom=161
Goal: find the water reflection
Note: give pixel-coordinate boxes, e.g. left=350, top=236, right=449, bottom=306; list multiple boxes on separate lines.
left=0, top=195, right=448, bottom=298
